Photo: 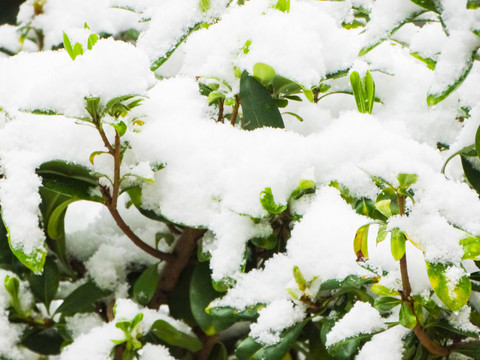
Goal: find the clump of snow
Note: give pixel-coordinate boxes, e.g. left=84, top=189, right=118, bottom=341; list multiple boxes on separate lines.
left=356, top=326, right=409, bottom=360
left=66, top=313, right=105, bottom=339
left=139, top=344, right=175, bottom=360
left=448, top=306, right=480, bottom=335
left=326, top=301, right=386, bottom=347
left=249, top=299, right=305, bottom=345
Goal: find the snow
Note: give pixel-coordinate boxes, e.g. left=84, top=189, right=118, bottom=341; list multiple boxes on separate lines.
left=1, top=0, right=480, bottom=356
left=249, top=299, right=305, bottom=345
left=326, top=301, right=386, bottom=346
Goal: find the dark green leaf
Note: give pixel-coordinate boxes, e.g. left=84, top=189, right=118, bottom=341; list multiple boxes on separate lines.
left=209, top=342, right=228, bottom=360
left=250, top=234, right=277, bottom=250
left=427, top=46, right=479, bottom=105
left=240, top=71, right=284, bottom=130
left=133, top=263, right=159, bottom=306
left=190, top=262, right=233, bottom=335
left=467, top=0, right=480, bottom=9
left=168, top=265, right=196, bottom=327
left=374, top=296, right=401, bottom=313
left=207, top=303, right=263, bottom=322
left=150, top=319, right=202, bottom=352
left=55, top=281, right=110, bottom=316
left=235, top=320, right=307, bottom=360
left=410, top=0, right=442, bottom=12
left=461, top=155, right=480, bottom=195
left=29, top=257, right=59, bottom=310
left=22, top=328, right=63, bottom=355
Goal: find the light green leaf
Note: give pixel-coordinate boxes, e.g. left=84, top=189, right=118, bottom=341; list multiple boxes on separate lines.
left=426, top=261, right=471, bottom=311
left=253, top=63, right=276, bottom=85
left=375, top=199, right=392, bottom=218
left=397, top=173, right=418, bottom=189
left=240, top=71, right=285, bottom=130
left=293, top=266, right=306, bottom=292
left=282, top=112, right=304, bottom=122
left=350, top=71, right=366, bottom=113
left=371, top=283, right=399, bottom=297
left=460, top=235, right=480, bottom=260
left=365, top=71, right=375, bottom=114
left=73, top=42, right=83, bottom=58
left=87, top=33, right=99, bottom=50
left=62, top=32, right=74, bottom=60
left=390, top=228, right=406, bottom=261
left=199, top=0, right=211, bottom=12
left=467, top=0, right=480, bottom=9
left=354, top=224, right=370, bottom=259
left=376, top=224, right=388, bottom=243
left=399, top=302, right=417, bottom=329
left=275, top=0, right=290, bottom=12
left=260, top=187, right=287, bottom=215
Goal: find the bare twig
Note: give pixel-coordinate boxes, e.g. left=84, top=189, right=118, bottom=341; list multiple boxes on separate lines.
left=230, top=96, right=240, bottom=126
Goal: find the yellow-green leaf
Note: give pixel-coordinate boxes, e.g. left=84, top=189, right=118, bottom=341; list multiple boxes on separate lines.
left=371, top=283, right=399, bottom=297
left=390, top=228, right=406, bottom=261
left=426, top=261, right=471, bottom=311
left=399, top=302, right=417, bottom=329
left=354, top=224, right=370, bottom=259
left=375, top=199, right=392, bottom=218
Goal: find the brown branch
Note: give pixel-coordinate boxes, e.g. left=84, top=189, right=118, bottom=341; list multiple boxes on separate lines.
left=149, top=227, right=207, bottom=308
left=230, top=96, right=240, bottom=126
left=217, top=100, right=224, bottom=123
left=397, top=194, right=450, bottom=357
left=97, top=124, right=115, bottom=154
left=100, top=186, right=174, bottom=262
left=194, top=334, right=219, bottom=360
left=111, top=132, right=121, bottom=209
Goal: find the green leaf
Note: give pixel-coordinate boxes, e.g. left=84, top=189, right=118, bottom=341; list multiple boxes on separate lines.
left=376, top=224, right=388, bottom=243
left=293, top=266, right=307, bottom=292
left=475, top=125, right=480, bottom=159
left=240, top=71, right=285, bottom=130
left=63, top=32, right=74, bottom=60
left=425, top=261, right=471, bottom=311
left=235, top=320, right=307, bottom=360
left=412, top=295, right=441, bottom=318
left=250, top=234, right=277, bottom=250
left=275, top=0, right=290, bottom=13
left=1, top=216, right=46, bottom=274
left=84, top=96, right=102, bottom=123
left=371, top=283, right=399, bottom=297
left=190, top=262, right=233, bottom=335
left=253, top=63, right=276, bottom=85
left=272, top=76, right=302, bottom=97
left=364, top=71, right=375, bottom=114
left=199, top=0, right=211, bottom=12
left=22, top=328, right=63, bottom=355
left=29, top=257, right=59, bottom=310
left=0, top=210, right=28, bottom=275
left=374, top=296, right=401, bottom=313
left=150, top=319, right=203, bottom=352
left=410, top=0, right=441, bottom=13
left=359, top=9, right=425, bottom=56
left=111, top=120, right=127, bottom=136
left=390, top=228, right=406, bottom=261
left=399, top=302, right=417, bottom=329
left=209, top=342, right=228, bottom=360
left=467, top=0, right=480, bottom=9
left=55, top=281, right=110, bottom=316
left=460, top=235, right=480, bottom=260
left=207, top=303, right=263, bottom=322
left=73, top=42, right=83, bottom=58
left=4, top=275, right=23, bottom=315
left=282, top=112, right=304, bottom=122
left=375, top=199, right=392, bottom=218
left=410, top=52, right=436, bottom=70
left=260, top=187, right=287, bottom=215
left=350, top=71, right=366, bottom=113
left=89, top=150, right=108, bottom=165
left=87, top=33, right=99, bottom=50
left=376, top=187, right=399, bottom=216
left=151, top=23, right=204, bottom=71
left=397, top=173, right=418, bottom=189
left=461, top=156, right=480, bottom=195
left=133, top=263, right=159, bottom=306
left=353, top=224, right=370, bottom=259
left=427, top=46, right=479, bottom=105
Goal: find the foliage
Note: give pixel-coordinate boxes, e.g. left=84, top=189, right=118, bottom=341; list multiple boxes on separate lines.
left=0, top=0, right=480, bottom=359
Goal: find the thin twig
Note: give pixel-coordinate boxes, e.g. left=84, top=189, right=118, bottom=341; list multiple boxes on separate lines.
left=397, top=194, right=450, bottom=357
left=217, top=100, right=224, bottom=123
left=230, top=96, right=240, bottom=126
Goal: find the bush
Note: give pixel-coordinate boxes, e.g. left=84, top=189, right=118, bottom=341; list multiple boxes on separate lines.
left=1, top=0, right=480, bottom=359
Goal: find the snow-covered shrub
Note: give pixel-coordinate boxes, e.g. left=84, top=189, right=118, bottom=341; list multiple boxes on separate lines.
left=1, top=0, right=480, bottom=358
